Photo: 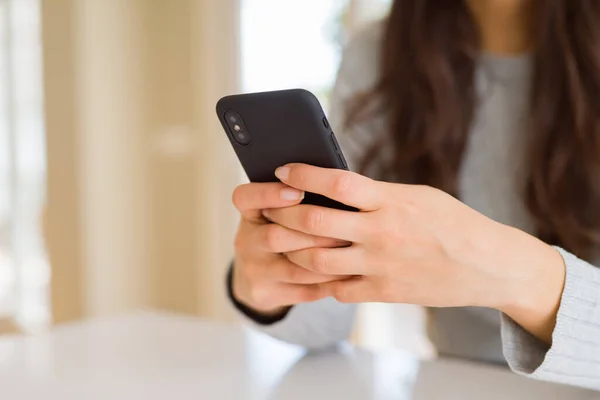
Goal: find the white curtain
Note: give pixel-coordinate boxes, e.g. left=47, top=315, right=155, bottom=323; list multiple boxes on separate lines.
left=0, top=0, right=48, bottom=331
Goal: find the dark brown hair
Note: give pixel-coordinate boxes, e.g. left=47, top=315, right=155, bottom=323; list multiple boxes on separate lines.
left=349, top=0, right=600, bottom=259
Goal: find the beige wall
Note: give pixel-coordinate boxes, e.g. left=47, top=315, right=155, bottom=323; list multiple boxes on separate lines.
left=42, top=0, right=84, bottom=323
left=43, top=0, right=240, bottom=323
left=194, top=0, right=242, bottom=319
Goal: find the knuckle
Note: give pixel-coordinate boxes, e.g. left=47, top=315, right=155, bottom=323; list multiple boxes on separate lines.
left=361, top=215, right=389, bottom=246
left=372, top=223, right=400, bottom=251
left=414, top=185, right=441, bottom=206
left=310, top=249, right=330, bottom=273
left=289, top=166, right=308, bottom=186
left=283, top=265, right=297, bottom=282
left=284, top=264, right=303, bottom=283
left=263, top=224, right=283, bottom=252
left=332, top=173, right=353, bottom=199
left=419, top=184, right=437, bottom=196
left=303, top=208, right=325, bottom=232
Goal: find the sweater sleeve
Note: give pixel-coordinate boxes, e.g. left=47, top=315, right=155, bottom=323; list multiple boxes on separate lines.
left=501, top=247, right=600, bottom=391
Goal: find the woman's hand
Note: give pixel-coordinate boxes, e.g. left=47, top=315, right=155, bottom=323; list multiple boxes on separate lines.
left=263, top=164, right=566, bottom=343
left=231, top=181, right=349, bottom=318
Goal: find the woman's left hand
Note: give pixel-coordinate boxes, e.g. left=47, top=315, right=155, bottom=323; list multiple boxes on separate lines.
left=262, top=164, right=566, bottom=342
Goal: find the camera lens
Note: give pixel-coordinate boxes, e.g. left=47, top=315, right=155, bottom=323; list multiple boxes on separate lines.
left=224, top=111, right=250, bottom=145
left=234, top=130, right=250, bottom=145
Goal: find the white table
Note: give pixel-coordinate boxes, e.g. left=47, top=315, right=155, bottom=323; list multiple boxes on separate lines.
left=0, top=312, right=596, bottom=399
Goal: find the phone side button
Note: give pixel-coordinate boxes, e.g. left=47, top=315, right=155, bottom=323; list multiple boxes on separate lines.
left=337, top=152, right=348, bottom=169
left=330, top=132, right=340, bottom=150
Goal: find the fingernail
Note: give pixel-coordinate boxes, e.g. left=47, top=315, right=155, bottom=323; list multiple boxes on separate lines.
left=261, top=209, right=270, bottom=219
left=275, top=166, right=290, bottom=181
left=280, top=188, right=304, bottom=201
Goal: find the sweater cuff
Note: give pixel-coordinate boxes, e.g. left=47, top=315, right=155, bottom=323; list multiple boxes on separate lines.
left=501, top=247, right=600, bottom=390
left=226, top=263, right=291, bottom=325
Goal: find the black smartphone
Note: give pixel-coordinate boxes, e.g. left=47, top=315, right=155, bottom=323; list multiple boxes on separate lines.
left=216, top=88, right=355, bottom=211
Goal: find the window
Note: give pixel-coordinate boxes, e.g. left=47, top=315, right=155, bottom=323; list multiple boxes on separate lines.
left=240, top=0, right=349, bottom=110
left=0, top=0, right=49, bottom=329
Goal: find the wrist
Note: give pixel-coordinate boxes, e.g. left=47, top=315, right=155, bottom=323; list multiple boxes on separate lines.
left=493, top=227, right=566, bottom=343
left=228, top=263, right=291, bottom=324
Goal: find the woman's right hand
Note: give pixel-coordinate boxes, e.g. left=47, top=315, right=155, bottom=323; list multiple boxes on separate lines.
left=232, top=182, right=349, bottom=318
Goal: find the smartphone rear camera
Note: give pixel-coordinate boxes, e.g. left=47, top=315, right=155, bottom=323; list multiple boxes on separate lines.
left=224, top=111, right=250, bottom=145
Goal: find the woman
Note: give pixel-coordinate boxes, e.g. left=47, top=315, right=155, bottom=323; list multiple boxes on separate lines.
left=227, top=0, right=600, bottom=391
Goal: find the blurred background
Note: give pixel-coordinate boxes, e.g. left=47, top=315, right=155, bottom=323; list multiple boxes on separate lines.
left=0, top=0, right=432, bottom=357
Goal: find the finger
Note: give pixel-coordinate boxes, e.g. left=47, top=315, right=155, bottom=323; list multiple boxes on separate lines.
left=285, top=246, right=366, bottom=276
left=320, top=276, right=376, bottom=303
left=269, top=257, right=347, bottom=284
left=275, top=163, right=382, bottom=211
left=263, top=204, right=366, bottom=242
left=251, top=223, right=351, bottom=254
left=232, top=182, right=305, bottom=223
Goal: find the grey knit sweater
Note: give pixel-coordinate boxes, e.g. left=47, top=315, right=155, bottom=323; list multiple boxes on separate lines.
left=234, top=24, right=600, bottom=391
